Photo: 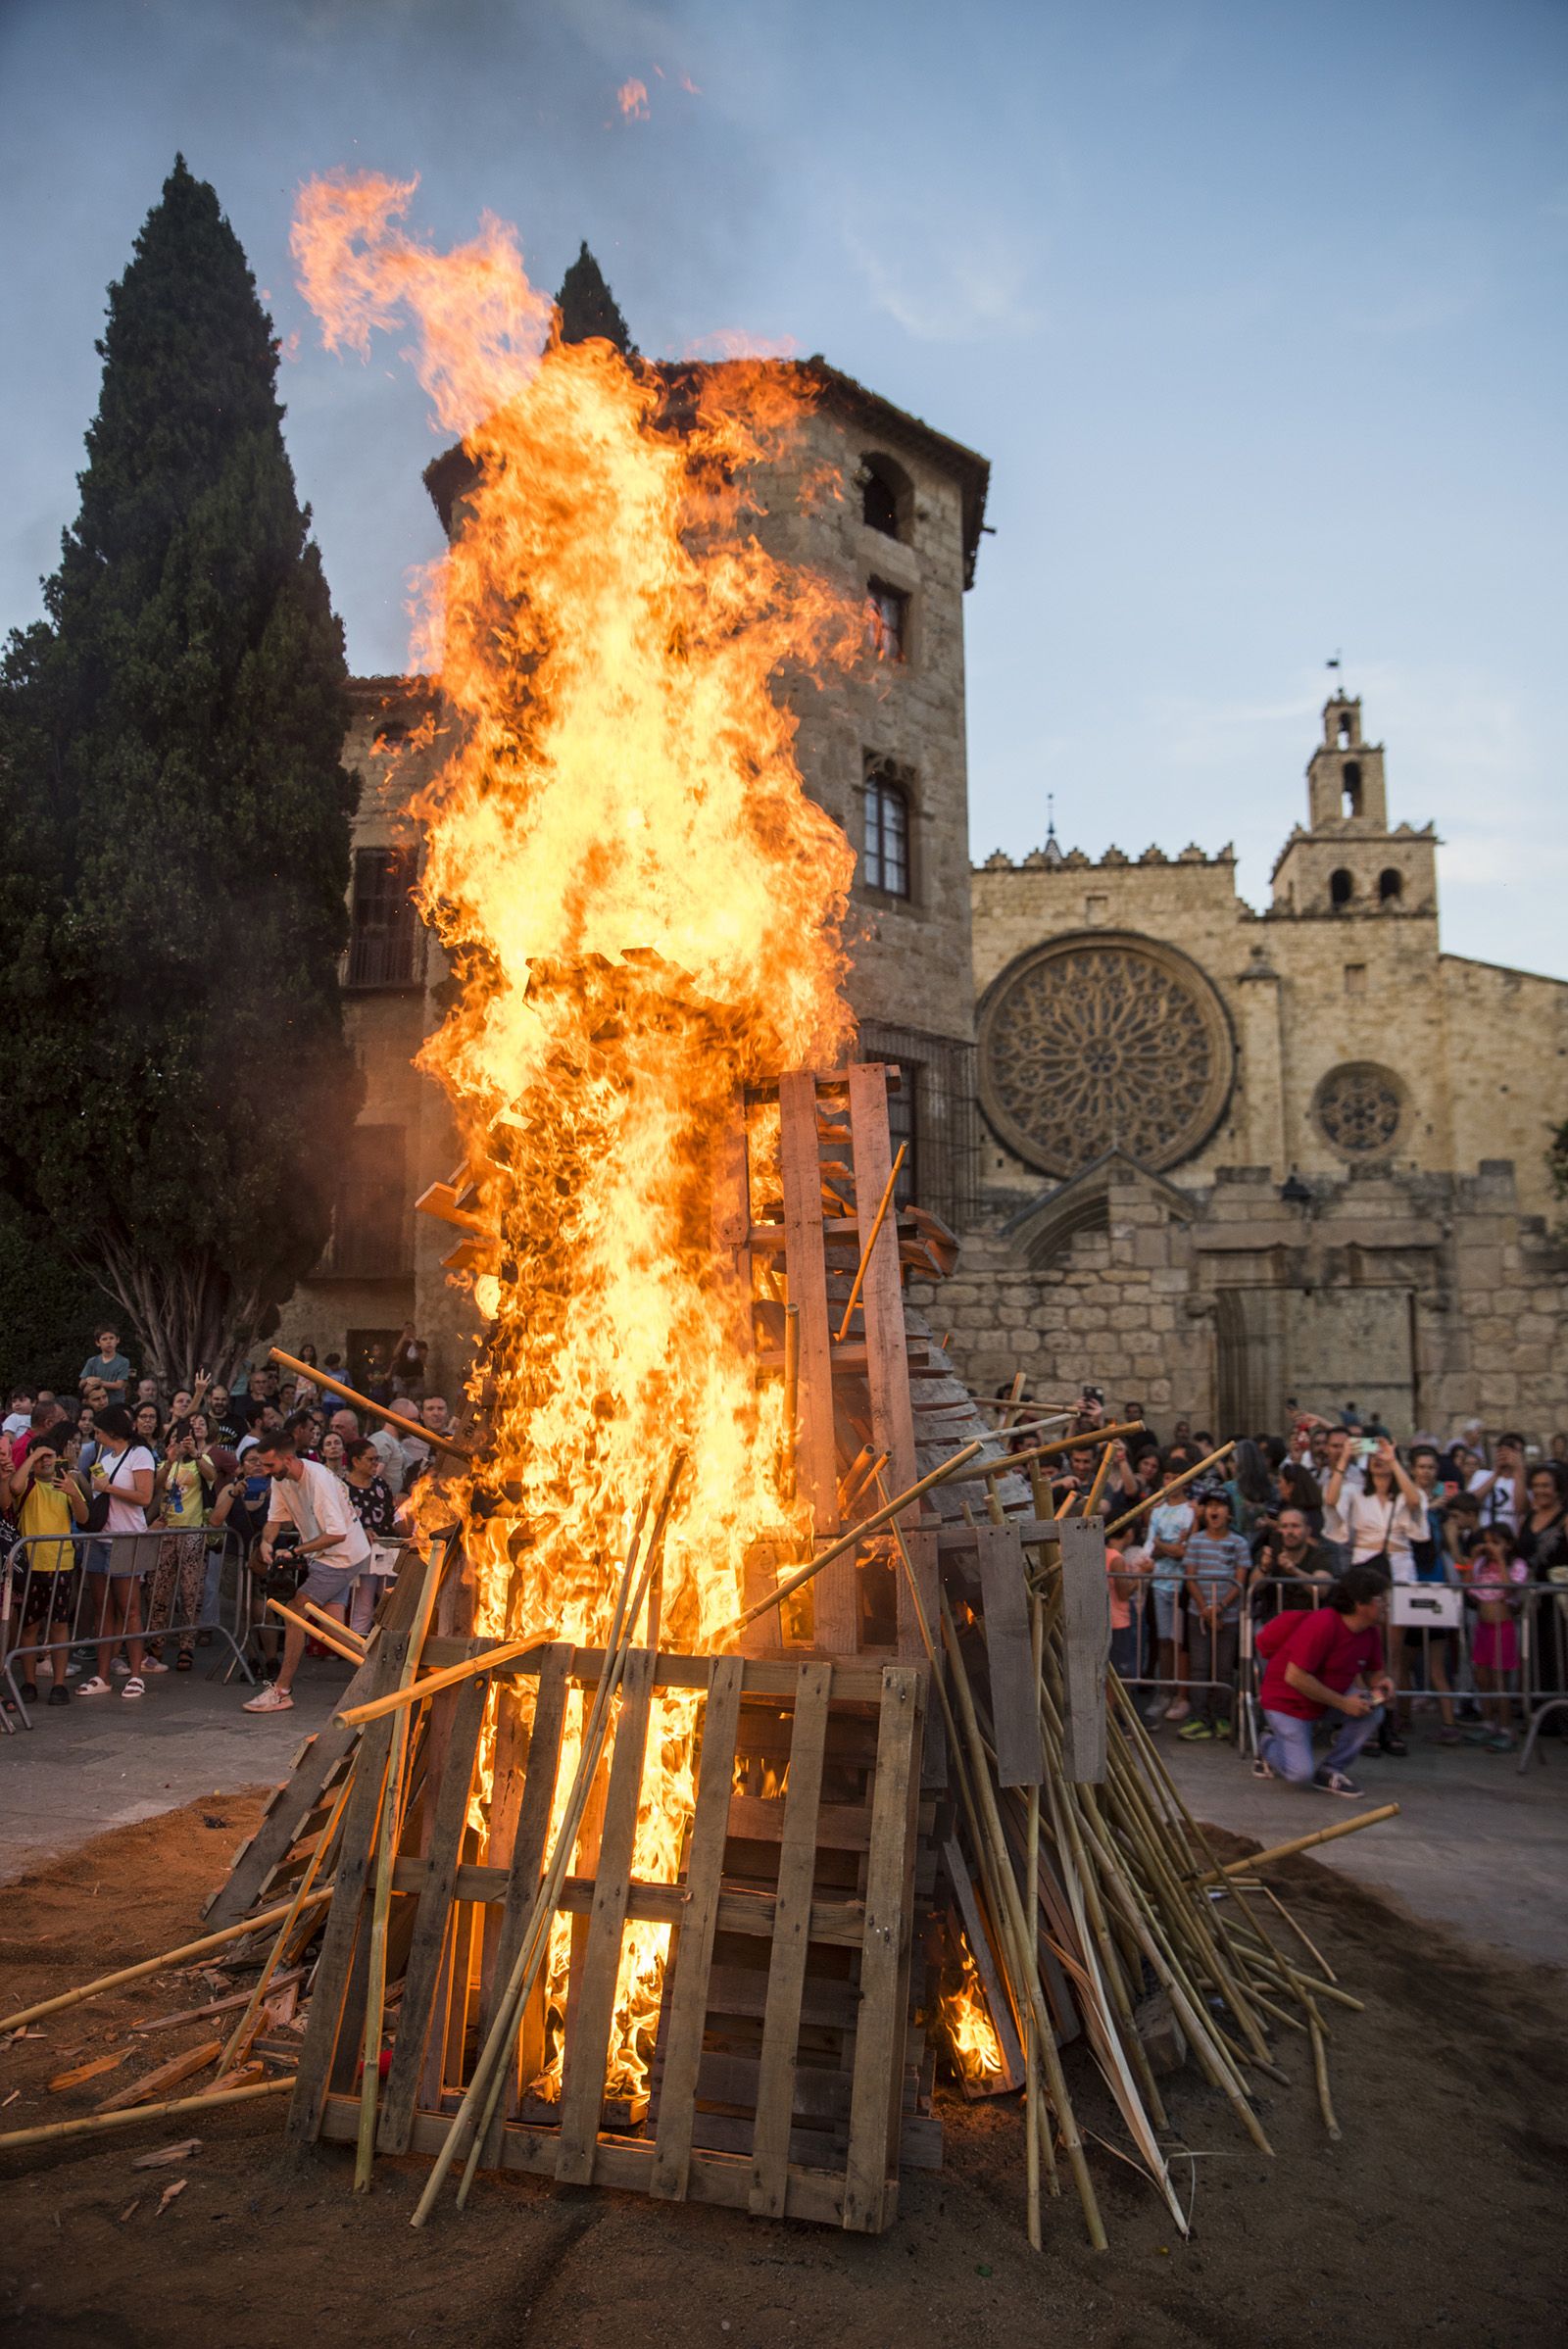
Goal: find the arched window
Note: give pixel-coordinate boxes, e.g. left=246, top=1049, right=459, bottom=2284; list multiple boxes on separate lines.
left=860, top=453, right=911, bottom=541
left=863, top=765, right=911, bottom=896
left=1379, top=866, right=1402, bottom=904
left=1337, top=711, right=1353, bottom=747
left=1330, top=868, right=1354, bottom=909
left=1342, top=760, right=1362, bottom=817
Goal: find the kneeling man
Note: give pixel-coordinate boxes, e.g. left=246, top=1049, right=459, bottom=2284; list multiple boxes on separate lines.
left=1254, top=1565, right=1394, bottom=1798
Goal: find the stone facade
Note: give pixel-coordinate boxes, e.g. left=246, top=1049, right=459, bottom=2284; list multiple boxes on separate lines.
left=939, top=697, right=1568, bottom=1440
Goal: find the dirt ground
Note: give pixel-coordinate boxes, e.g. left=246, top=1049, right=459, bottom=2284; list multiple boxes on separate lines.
left=0, top=1792, right=1561, bottom=2349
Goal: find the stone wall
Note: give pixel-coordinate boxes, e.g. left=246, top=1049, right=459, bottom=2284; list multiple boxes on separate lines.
left=914, top=1155, right=1568, bottom=1447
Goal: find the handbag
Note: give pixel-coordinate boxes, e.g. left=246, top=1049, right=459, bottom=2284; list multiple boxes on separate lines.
left=1359, top=1498, right=1397, bottom=1581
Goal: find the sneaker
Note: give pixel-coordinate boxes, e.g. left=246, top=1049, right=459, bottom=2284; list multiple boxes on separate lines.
left=1438, top=1726, right=1462, bottom=1745
left=1165, top=1699, right=1192, bottom=1726
left=1143, top=1696, right=1170, bottom=1725
left=1212, top=1717, right=1234, bottom=1741
left=20, top=1681, right=38, bottom=1704
left=1250, top=1757, right=1276, bottom=1781
left=121, top=1675, right=145, bottom=1700
left=1178, top=1719, right=1214, bottom=1740
left=76, top=1675, right=113, bottom=1695
left=47, top=1685, right=70, bottom=1708
left=243, top=1683, right=294, bottom=1713
left=1313, top=1767, right=1362, bottom=1798
left=1485, top=1731, right=1516, bottom=1752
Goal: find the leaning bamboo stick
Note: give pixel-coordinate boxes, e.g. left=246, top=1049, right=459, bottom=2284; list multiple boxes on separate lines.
left=1199, top=1806, right=1399, bottom=1881
left=217, top=1771, right=358, bottom=2080
left=721, top=1442, right=984, bottom=1639
left=411, top=1463, right=673, bottom=2227
left=268, top=1347, right=473, bottom=1462
left=1024, top=1590, right=1043, bottom=2253
left=265, top=1597, right=364, bottom=1667
left=942, top=1423, right=1145, bottom=1491
left=336, top=1632, right=558, bottom=1728
left=304, top=1601, right=367, bottom=1654
left=1102, top=1441, right=1236, bottom=1539
left=356, top=1544, right=444, bottom=2190
left=1309, top=2011, right=1342, bottom=2140
left=833, top=1142, right=906, bottom=1340
left=0, top=2074, right=292, bottom=2156
left=0, top=1890, right=334, bottom=2034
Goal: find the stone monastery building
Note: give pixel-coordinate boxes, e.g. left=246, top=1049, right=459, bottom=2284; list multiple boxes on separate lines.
left=283, top=263, right=1568, bottom=1440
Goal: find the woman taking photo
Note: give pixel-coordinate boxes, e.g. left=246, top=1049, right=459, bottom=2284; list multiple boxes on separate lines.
left=1516, top=1462, right=1568, bottom=1712
left=1324, top=1435, right=1429, bottom=1754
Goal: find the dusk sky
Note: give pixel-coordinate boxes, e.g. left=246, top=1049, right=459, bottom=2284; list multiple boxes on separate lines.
left=4, top=0, right=1564, bottom=974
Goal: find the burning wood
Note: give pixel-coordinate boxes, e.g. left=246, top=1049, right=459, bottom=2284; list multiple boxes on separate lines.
left=1, top=177, right=1372, bottom=2250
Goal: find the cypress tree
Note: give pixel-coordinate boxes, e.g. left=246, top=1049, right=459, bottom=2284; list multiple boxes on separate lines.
left=0, top=157, right=362, bottom=1385
left=556, top=242, right=636, bottom=354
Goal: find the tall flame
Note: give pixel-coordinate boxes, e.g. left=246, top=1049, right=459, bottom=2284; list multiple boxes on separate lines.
left=293, top=174, right=858, bottom=2093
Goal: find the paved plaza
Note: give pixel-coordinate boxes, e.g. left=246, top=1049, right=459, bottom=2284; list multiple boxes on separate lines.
left=3, top=1661, right=1564, bottom=1972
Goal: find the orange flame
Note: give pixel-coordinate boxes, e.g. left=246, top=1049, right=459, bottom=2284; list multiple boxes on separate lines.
left=617, top=77, right=650, bottom=119
left=292, top=174, right=857, bottom=2096
left=940, top=1937, right=1005, bottom=2086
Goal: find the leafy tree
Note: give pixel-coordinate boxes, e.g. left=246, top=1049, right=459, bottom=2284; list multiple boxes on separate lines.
left=0, top=157, right=361, bottom=1386
left=0, top=1199, right=118, bottom=1403
left=556, top=241, right=636, bottom=354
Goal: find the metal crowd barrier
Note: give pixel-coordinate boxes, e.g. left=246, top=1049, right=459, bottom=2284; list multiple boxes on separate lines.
left=1106, top=1568, right=1568, bottom=1762
left=0, top=1527, right=255, bottom=1730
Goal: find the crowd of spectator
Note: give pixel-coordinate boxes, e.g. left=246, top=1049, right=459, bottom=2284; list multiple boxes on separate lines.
left=0, top=1323, right=448, bottom=1714
left=1022, top=1390, right=1568, bottom=1791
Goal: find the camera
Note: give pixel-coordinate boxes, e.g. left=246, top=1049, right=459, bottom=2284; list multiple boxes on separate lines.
left=1081, top=1385, right=1104, bottom=1405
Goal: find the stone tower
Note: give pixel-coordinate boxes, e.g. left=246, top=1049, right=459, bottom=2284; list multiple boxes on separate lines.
left=1270, top=694, right=1437, bottom=917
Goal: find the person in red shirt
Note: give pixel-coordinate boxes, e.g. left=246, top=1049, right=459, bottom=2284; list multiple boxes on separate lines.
left=1252, top=1565, right=1396, bottom=1797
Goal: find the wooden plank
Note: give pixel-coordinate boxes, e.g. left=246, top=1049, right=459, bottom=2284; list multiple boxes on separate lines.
left=842, top=1666, right=924, bottom=2232
left=376, top=1673, right=487, bottom=2154
left=551, top=1650, right=891, bottom=1704
left=476, top=1643, right=572, bottom=2159
left=749, top=1662, right=833, bottom=2217
left=847, top=1062, right=921, bottom=1667
left=553, top=1645, right=657, bottom=2183
left=1058, top=1512, right=1110, bottom=1785
left=727, top=1791, right=872, bottom=1852
left=903, top=1527, right=946, bottom=1786
left=319, top=2096, right=860, bottom=2229
left=284, top=1680, right=403, bottom=2145
left=389, top=1860, right=871, bottom=1948
left=649, top=1655, right=745, bottom=2202
left=779, top=1073, right=855, bottom=1651
left=202, top=1664, right=370, bottom=1926
left=972, top=1522, right=1042, bottom=1790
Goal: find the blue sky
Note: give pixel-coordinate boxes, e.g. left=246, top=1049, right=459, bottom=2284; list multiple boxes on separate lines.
left=4, top=0, right=1564, bottom=974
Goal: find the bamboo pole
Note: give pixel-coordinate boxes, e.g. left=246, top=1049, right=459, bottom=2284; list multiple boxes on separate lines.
left=0, top=2075, right=291, bottom=2156
left=720, top=1442, right=985, bottom=1639
left=268, top=1347, right=473, bottom=1462
left=782, top=1301, right=799, bottom=1498
left=217, top=1770, right=357, bottom=2080
left=833, top=1142, right=906, bottom=1340
left=265, top=1597, right=365, bottom=1667
left=305, top=1601, right=366, bottom=1653
left=355, top=1546, right=443, bottom=2189
left=1084, top=1438, right=1118, bottom=1517
left=410, top=1460, right=676, bottom=2227
left=1199, top=1806, right=1399, bottom=1881
left=1102, top=1441, right=1237, bottom=1540
left=1308, top=2011, right=1342, bottom=2140
left=336, top=1632, right=558, bottom=1728
left=0, top=1891, right=334, bottom=2033
left=942, top=1423, right=1146, bottom=1491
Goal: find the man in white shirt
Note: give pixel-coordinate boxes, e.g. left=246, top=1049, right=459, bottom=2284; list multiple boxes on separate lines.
left=242, top=1422, right=369, bottom=1715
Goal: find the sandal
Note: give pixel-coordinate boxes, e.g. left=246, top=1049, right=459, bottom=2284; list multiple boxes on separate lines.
left=121, top=1675, right=146, bottom=1700
left=175, top=1651, right=194, bottom=1671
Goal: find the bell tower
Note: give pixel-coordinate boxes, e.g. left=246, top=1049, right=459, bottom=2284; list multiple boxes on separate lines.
left=1270, top=695, right=1436, bottom=918
left=1306, top=696, right=1388, bottom=829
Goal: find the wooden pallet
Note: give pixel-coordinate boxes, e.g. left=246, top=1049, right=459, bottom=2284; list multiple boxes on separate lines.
left=298, top=1645, right=930, bottom=2231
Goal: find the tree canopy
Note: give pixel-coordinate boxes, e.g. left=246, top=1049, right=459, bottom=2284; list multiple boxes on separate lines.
left=556, top=241, right=636, bottom=355
left=0, top=156, right=362, bottom=1383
